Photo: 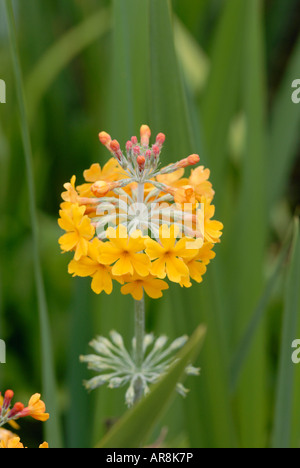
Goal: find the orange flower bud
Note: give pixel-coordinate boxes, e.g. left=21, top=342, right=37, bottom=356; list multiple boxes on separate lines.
left=156, top=133, right=166, bottom=147
left=110, top=140, right=120, bottom=152
left=4, top=390, right=14, bottom=401
left=140, top=125, right=151, bottom=146
left=137, top=155, right=146, bottom=169
left=176, top=154, right=200, bottom=169
left=99, top=131, right=111, bottom=146
left=187, top=154, right=200, bottom=165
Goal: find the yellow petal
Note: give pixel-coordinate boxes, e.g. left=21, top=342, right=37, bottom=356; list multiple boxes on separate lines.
left=131, top=253, right=151, bottom=277
left=143, top=278, right=169, bottom=299
left=188, top=261, right=207, bottom=283
left=121, top=282, right=144, bottom=301
left=58, top=210, right=75, bottom=232
left=74, top=237, right=89, bottom=261
left=59, top=232, right=78, bottom=252
left=112, top=255, right=134, bottom=276
left=68, top=258, right=98, bottom=277
left=165, top=257, right=189, bottom=283
left=145, top=238, right=165, bottom=260
left=150, top=257, right=167, bottom=279
left=83, top=163, right=102, bottom=182
left=91, top=269, right=113, bottom=295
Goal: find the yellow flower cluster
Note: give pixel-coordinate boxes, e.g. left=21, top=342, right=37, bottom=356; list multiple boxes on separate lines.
left=58, top=126, right=223, bottom=300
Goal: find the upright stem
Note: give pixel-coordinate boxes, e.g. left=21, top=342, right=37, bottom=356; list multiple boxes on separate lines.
left=133, top=183, right=146, bottom=403
left=135, top=296, right=145, bottom=370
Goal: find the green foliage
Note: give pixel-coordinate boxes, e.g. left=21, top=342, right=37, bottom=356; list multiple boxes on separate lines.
left=0, top=0, right=299, bottom=448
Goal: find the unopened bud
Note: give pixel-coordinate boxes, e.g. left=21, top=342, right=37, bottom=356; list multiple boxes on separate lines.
left=176, top=154, right=200, bottom=169
left=152, top=145, right=160, bottom=157
left=133, top=145, right=141, bottom=156
left=99, top=131, right=111, bottom=147
left=2, top=390, right=14, bottom=412
left=110, top=140, right=120, bottom=152
left=137, top=155, right=146, bottom=169
left=126, top=141, right=133, bottom=152
left=156, top=133, right=166, bottom=147
left=140, top=125, right=151, bottom=146
left=187, top=154, right=200, bottom=165
left=131, top=136, right=138, bottom=145
left=7, top=402, right=25, bottom=419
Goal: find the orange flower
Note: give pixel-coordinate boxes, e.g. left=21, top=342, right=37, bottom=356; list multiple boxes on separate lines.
left=24, top=394, right=49, bottom=422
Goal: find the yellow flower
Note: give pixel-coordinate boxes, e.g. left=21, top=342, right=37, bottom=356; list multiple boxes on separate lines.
left=145, top=225, right=201, bottom=283
left=39, top=442, right=49, bottom=448
left=156, top=169, right=187, bottom=187
left=199, top=198, right=223, bottom=243
left=68, top=238, right=114, bottom=295
left=61, top=176, right=80, bottom=203
left=99, top=225, right=150, bottom=277
left=0, top=429, right=17, bottom=445
left=174, top=186, right=197, bottom=206
left=0, top=437, right=24, bottom=449
left=189, top=166, right=215, bottom=201
left=0, top=438, right=49, bottom=449
left=78, top=159, right=125, bottom=198
left=83, top=159, right=124, bottom=183
left=24, top=394, right=49, bottom=422
left=58, top=204, right=95, bottom=261
left=121, top=274, right=169, bottom=301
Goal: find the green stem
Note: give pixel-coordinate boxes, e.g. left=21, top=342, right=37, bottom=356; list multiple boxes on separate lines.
left=135, top=296, right=145, bottom=369
left=133, top=183, right=146, bottom=403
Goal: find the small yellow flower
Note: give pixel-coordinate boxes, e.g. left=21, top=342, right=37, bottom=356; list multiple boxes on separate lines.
left=156, top=168, right=187, bottom=187
left=99, top=225, right=150, bottom=277
left=83, top=159, right=124, bottom=183
left=24, top=394, right=49, bottom=422
left=0, top=428, right=17, bottom=445
left=121, top=274, right=169, bottom=301
left=199, top=198, right=224, bottom=243
left=0, top=438, right=49, bottom=449
left=189, top=166, right=215, bottom=201
left=39, top=442, right=49, bottom=448
left=68, top=238, right=114, bottom=295
left=0, top=437, right=24, bottom=449
left=145, top=225, right=201, bottom=283
left=183, top=243, right=216, bottom=284
left=61, top=176, right=79, bottom=204
left=58, top=204, right=95, bottom=260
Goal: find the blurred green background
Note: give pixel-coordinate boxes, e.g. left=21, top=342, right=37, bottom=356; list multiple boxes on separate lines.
left=0, top=0, right=300, bottom=448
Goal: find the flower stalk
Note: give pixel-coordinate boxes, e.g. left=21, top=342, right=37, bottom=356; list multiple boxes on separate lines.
left=134, top=182, right=146, bottom=403
left=134, top=296, right=146, bottom=403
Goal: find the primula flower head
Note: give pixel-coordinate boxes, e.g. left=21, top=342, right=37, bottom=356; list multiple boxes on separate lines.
left=58, top=125, right=223, bottom=300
